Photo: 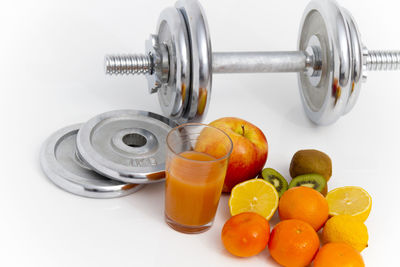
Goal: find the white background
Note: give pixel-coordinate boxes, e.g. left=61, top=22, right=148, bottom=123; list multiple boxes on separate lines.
left=1, top=0, right=399, bottom=266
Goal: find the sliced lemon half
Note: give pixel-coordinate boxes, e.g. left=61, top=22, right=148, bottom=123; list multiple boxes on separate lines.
left=326, top=186, right=372, bottom=222
left=229, top=179, right=279, bottom=220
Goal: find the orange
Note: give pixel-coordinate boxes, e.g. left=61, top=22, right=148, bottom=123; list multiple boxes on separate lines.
left=221, top=212, right=270, bottom=257
left=278, top=187, right=329, bottom=231
left=268, top=219, right=319, bottom=267
left=314, top=242, right=365, bottom=267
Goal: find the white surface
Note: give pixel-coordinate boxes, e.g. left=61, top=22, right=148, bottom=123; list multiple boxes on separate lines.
left=1, top=0, right=399, bottom=266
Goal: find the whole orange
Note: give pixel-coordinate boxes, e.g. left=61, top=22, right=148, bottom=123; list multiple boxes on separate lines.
left=278, top=187, right=329, bottom=231
left=221, top=212, right=270, bottom=257
left=268, top=219, right=319, bottom=267
left=314, top=242, right=365, bottom=267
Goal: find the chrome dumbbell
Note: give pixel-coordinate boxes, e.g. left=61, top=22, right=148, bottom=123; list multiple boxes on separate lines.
left=104, top=0, right=400, bottom=125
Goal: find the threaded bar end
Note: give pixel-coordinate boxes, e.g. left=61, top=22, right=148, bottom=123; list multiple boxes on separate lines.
left=366, top=50, right=400, bottom=71
left=105, top=54, right=153, bottom=75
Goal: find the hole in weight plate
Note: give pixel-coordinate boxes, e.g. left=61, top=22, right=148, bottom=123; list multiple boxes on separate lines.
left=122, top=133, right=147, bottom=148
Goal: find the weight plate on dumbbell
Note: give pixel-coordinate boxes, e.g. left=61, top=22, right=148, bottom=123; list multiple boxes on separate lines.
left=76, top=110, right=178, bottom=184
left=176, top=0, right=212, bottom=123
left=40, top=124, right=143, bottom=198
left=341, top=7, right=363, bottom=115
left=298, top=0, right=353, bottom=125
left=156, top=7, right=191, bottom=122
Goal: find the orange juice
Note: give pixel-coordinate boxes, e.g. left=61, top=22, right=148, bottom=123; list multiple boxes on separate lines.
left=165, top=151, right=228, bottom=227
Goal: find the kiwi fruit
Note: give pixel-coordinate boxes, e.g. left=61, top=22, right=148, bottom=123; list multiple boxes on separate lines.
left=260, top=168, right=288, bottom=197
left=321, top=184, right=328, bottom=197
left=289, top=149, right=332, bottom=181
left=289, top=174, right=327, bottom=194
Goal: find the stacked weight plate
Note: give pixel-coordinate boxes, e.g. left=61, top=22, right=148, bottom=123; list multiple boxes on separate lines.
left=40, top=110, right=177, bottom=198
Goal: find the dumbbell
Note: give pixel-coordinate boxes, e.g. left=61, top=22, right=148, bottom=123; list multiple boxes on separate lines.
left=104, top=0, right=400, bottom=125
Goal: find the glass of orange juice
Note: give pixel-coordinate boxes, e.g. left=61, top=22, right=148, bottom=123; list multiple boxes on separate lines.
left=165, top=123, right=233, bottom=234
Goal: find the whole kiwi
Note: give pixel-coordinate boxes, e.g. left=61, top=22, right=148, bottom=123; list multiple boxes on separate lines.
left=289, top=149, right=332, bottom=181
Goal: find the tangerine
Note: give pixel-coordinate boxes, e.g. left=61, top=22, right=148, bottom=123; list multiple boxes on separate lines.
left=221, top=212, right=270, bottom=257
left=278, top=186, right=329, bottom=231
left=268, top=219, right=319, bottom=267
left=314, top=242, right=365, bottom=267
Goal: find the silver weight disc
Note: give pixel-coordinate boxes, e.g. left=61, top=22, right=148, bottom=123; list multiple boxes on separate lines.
left=341, top=7, right=363, bottom=115
left=175, top=0, right=212, bottom=123
left=298, top=0, right=353, bottom=125
left=76, top=110, right=177, bottom=184
left=40, top=124, right=143, bottom=198
left=156, top=7, right=191, bottom=122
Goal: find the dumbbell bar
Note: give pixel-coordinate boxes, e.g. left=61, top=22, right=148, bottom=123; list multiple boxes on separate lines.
left=104, top=0, right=400, bottom=125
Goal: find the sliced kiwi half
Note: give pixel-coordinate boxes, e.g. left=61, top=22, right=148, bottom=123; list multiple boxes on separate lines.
left=260, top=168, right=288, bottom=197
left=289, top=173, right=327, bottom=194
left=321, top=184, right=328, bottom=197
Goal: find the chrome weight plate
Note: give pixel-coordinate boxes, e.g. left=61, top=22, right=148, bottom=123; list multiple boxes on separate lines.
left=76, top=110, right=178, bottom=184
left=298, top=0, right=353, bottom=125
left=156, top=7, right=191, bottom=122
left=40, top=124, right=143, bottom=198
left=175, top=0, right=212, bottom=123
left=341, top=7, right=363, bottom=115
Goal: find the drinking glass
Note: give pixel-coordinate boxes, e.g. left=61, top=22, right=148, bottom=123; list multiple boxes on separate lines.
left=165, top=123, right=233, bottom=234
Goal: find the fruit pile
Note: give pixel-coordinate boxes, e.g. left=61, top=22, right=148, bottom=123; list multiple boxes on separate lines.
left=208, top=118, right=372, bottom=267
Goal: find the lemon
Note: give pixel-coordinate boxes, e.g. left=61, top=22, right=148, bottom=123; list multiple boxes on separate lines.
left=326, top=186, right=372, bottom=222
left=229, top=179, right=279, bottom=220
left=322, top=215, right=369, bottom=252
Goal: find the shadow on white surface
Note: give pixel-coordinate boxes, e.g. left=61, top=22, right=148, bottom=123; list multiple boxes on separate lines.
left=121, top=181, right=166, bottom=222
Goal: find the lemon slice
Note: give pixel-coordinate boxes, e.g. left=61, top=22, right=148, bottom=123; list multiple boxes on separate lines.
left=229, top=179, right=279, bottom=220
left=326, top=186, right=372, bottom=222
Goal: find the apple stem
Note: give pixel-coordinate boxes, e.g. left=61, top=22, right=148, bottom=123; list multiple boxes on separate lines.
left=241, top=125, right=245, bottom=136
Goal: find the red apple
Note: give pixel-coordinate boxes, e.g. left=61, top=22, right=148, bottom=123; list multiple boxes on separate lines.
left=195, top=117, right=268, bottom=192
